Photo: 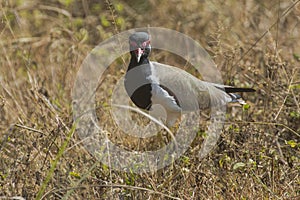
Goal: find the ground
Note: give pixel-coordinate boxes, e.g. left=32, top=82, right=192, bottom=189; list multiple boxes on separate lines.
left=0, top=0, right=299, bottom=199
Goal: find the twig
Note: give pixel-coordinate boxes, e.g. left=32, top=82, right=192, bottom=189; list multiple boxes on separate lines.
left=61, top=161, right=99, bottom=200
left=274, top=73, right=295, bottom=121
left=1, top=83, right=26, bottom=121
left=90, top=116, right=114, bottom=199
left=290, top=88, right=300, bottom=111
left=41, top=184, right=181, bottom=200
left=226, top=121, right=300, bottom=138
left=14, top=124, right=45, bottom=135
left=105, top=0, right=127, bottom=69
left=274, top=134, right=288, bottom=165
left=37, top=5, right=72, bottom=18
left=0, top=126, right=14, bottom=152
left=81, top=0, right=89, bottom=16
left=0, top=5, right=16, bottom=39
left=233, top=0, right=300, bottom=67
left=35, top=124, right=76, bottom=200
left=111, top=104, right=179, bottom=152
left=37, top=92, right=70, bottom=133
left=250, top=169, right=281, bottom=199
left=105, top=0, right=119, bottom=35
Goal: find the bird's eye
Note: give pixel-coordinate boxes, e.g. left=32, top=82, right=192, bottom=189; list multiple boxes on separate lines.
left=142, top=40, right=150, bottom=47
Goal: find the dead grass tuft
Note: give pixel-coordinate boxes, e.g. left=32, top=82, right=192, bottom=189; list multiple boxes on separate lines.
left=0, top=0, right=299, bottom=199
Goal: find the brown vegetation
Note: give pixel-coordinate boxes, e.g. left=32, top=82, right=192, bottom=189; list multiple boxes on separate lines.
left=0, top=0, right=299, bottom=199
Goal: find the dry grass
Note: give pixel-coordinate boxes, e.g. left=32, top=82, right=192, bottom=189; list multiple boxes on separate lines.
left=0, top=0, right=299, bottom=199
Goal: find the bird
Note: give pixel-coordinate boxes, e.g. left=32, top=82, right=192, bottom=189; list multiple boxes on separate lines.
left=124, top=32, right=255, bottom=127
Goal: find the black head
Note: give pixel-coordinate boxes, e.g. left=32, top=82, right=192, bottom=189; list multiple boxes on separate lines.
left=129, top=32, right=151, bottom=63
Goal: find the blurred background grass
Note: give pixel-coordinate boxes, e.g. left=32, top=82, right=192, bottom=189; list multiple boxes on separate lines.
left=0, top=0, right=299, bottom=199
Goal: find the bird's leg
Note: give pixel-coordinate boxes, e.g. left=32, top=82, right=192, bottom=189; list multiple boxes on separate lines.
left=166, top=111, right=181, bottom=128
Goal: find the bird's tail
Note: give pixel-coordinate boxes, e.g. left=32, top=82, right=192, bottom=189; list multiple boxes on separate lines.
left=223, top=87, right=256, bottom=93
left=228, top=93, right=246, bottom=105
left=221, top=87, right=255, bottom=105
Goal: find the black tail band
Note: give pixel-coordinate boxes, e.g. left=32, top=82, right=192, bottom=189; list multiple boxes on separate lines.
left=223, top=87, right=256, bottom=93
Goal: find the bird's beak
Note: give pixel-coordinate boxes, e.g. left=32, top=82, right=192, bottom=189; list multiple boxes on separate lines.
left=135, top=48, right=144, bottom=63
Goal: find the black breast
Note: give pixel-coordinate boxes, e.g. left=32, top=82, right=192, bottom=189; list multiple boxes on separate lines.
left=124, top=63, right=152, bottom=110
left=127, top=84, right=152, bottom=110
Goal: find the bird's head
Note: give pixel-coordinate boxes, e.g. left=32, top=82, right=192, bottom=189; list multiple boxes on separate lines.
left=129, top=32, right=151, bottom=63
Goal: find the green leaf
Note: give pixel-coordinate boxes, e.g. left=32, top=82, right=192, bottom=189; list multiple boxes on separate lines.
left=75, top=28, right=88, bottom=43
left=181, top=156, right=190, bottom=165
left=290, top=111, right=300, bottom=119
left=69, top=171, right=81, bottom=179
left=289, top=84, right=300, bottom=89
left=58, top=0, right=74, bottom=7
left=115, top=3, right=124, bottom=12
left=293, top=53, right=300, bottom=61
left=73, top=18, right=83, bottom=28
left=116, top=17, right=125, bottom=27
left=233, top=162, right=246, bottom=170
left=197, top=130, right=207, bottom=138
left=286, top=140, right=297, bottom=148
left=36, top=123, right=76, bottom=200
left=219, top=154, right=231, bottom=168
left=243, top=103, right=250, bottom=111
left=91, top=4, right=102, bottom=13
left=248, top=159, right=257, bottom=167
left=234, top=127, right=240, bottom=132
left=101, top=16, right=111, bottom=27
left=102, top=164, right=109, bottom=172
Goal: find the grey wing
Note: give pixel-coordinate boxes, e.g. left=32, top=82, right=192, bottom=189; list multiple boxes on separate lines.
left=151, top=62, right=231, bottom=111
left=151, top=83, right=182, bottom=112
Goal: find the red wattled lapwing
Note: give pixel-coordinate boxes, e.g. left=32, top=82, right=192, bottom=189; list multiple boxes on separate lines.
left=124, top=32, right=255, bottom=127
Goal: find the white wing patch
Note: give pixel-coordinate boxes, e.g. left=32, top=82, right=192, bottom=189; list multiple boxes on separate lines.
left=146, top=62, right=159, bottom=84
left=147, top=62, right=181, bottom=113
left=151, top=83, right=181, bottom=112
